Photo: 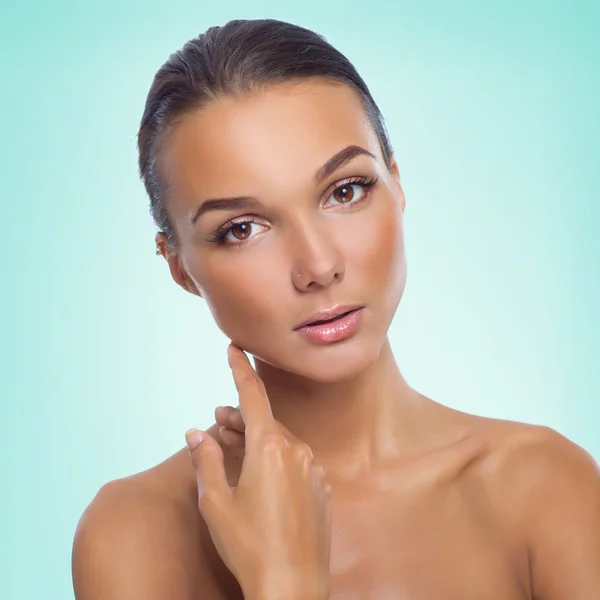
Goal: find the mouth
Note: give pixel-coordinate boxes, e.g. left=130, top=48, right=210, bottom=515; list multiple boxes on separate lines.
left=293, top=305, right=364, bottom=330
left=293, top=305, right=365, bottom=344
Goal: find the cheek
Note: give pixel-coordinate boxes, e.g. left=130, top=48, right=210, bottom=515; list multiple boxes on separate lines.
left=346, top=197, right=406, bottom=296
left=188, top=252, right=286, bottom=343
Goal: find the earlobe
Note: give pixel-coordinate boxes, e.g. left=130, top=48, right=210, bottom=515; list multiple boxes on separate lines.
left=168, top=257, right=202, bottom=297
left=388, top=155, right=406, bottom=212
left=154, top=232, right=168, bottom=258
left=154, top=232, right=202, bottom=297
left=389, top=155, right=401, bottom=182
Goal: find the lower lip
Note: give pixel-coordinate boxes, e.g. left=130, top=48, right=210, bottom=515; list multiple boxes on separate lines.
left=295, top=308, right=364, bottom=344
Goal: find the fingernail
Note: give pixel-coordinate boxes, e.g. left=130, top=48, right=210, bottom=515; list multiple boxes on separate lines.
left=185, top=428, right=204, bottom=450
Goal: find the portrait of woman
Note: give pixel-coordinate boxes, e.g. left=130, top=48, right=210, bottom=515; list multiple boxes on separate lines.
left=68, top=16, right=600, bottom=600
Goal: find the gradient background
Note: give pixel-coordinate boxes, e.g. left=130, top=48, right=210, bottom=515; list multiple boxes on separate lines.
left=2, top=1, right=599, bottom=598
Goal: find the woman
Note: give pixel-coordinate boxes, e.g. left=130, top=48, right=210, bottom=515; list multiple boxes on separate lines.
left=72, top=18, right=600, bottom=599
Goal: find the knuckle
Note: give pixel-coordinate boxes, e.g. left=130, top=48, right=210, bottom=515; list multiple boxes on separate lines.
left=261, top=432, right=289, bottom=454
left=313, top=465, right=325, bottom=478
left=231, top=412, right=245, bottom=429
left=293, top=442, right=314, bottom=462
left=198, top=490, right=221, bottom=513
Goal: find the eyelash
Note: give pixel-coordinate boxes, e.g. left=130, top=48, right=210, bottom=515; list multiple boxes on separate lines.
left=208, top=175, right=379, bottom=246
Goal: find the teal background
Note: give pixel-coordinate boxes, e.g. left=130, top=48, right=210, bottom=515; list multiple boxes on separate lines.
left=1, top=1, right=598, bottom=598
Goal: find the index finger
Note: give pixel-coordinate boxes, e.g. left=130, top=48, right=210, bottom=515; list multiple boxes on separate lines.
left=227, top=344, right=275, bottom=436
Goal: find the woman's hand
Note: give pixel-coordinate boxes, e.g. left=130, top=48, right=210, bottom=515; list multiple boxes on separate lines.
left=215, top=404, right=248, bottom=447
left=185, top=344, right=332, bottom=600
left=216, top=402, right=288, bottom=448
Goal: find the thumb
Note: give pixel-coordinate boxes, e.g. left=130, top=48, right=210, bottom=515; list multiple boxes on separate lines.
left=185, top=429, right=232, bottom=514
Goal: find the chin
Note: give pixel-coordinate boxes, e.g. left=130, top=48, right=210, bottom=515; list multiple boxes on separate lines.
left=226, top=300, right=401, bottom=384
left=253, top=330, right=387, bottom=384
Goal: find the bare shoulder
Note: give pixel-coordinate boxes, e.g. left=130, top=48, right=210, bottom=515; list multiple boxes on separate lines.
left=469, top=416, right=600, bottom=499
left=448, top=409, right=599, bottom=496
left=72, top=425, right=242, bottom=600
left=461, top=414, right=600, bottom=598
left=433, top=405, right=599, bottom=511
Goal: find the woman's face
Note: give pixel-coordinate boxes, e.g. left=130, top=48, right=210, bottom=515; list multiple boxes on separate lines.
left=160, top=78, right=407, bottom=383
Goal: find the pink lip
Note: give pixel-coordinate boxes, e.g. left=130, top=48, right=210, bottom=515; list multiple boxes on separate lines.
left=294, top=307, right=364, bottom=344
left=293, top=305, right=364, bottom=329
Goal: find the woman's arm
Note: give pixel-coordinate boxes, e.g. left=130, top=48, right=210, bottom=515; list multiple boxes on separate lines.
left=73, top=476, right=328, bottom=600
left=71, top=479, right=225, bottom=600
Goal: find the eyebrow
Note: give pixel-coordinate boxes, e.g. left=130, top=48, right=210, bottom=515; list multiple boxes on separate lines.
left=190, top=144, right=377, bottom=225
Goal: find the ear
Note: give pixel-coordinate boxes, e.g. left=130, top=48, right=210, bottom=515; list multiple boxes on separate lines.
left=388, top=155, right=406, bottom=212
left=155, top=232, right=202, bottom=297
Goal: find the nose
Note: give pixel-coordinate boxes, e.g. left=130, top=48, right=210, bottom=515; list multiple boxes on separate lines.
left=290, top=222, right=345, bottom=291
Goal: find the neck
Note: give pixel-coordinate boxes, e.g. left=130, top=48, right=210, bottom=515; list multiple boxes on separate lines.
left=254, top=337, right=425, bottom=478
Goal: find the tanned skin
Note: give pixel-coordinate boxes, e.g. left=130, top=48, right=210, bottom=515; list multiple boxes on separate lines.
left=72, top=79, right=600, bottom=599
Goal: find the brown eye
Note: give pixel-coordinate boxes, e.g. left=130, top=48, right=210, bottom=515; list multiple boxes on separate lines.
left=211, top=217, right=269, bottom=246
left=231, top=222, right=252, bottom=240
left=327, top=181, right=372, bottom=207
left=323, top=176, right=378, bottom=211
left=332, top=184, right=356, bottom=204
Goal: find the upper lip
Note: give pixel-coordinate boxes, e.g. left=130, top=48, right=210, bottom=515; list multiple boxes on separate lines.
left=293, top=304, right=363, bottom=329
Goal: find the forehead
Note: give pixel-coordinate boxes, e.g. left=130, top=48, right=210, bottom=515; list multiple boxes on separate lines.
left=163, top=79, right=381, bottom=205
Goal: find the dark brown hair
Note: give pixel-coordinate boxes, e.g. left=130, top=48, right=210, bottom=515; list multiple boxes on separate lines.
left=137, top=18, right=394, bottom=247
